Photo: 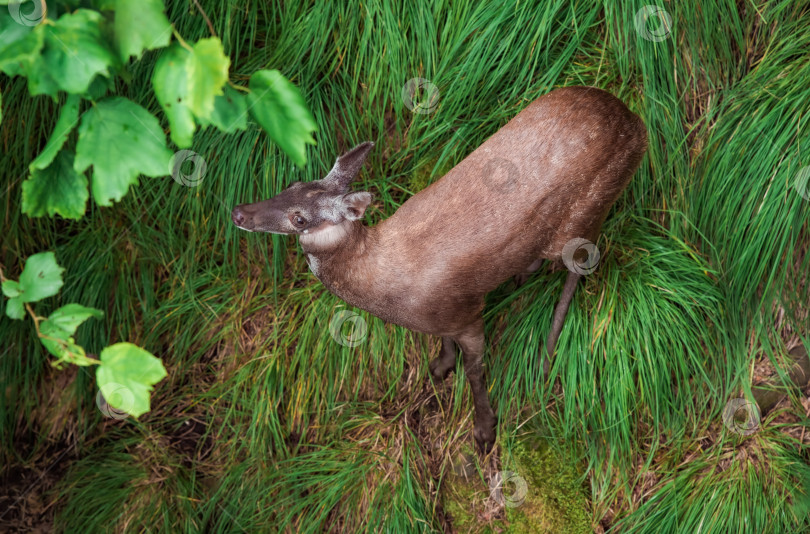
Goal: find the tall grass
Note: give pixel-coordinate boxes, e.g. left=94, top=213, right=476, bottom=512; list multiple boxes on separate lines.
left=1, top=1, right=808, bottom=532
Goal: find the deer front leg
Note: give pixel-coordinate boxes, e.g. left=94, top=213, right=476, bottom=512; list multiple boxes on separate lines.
left=429, top=337, right=457, bottom=380
left=455, top=324, right=496, bottom=454
left=514, top=258, right=544, bottom=287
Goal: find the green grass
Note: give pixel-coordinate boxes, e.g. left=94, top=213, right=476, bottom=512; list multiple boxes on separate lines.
left=1, top=0, right=809, bottom=532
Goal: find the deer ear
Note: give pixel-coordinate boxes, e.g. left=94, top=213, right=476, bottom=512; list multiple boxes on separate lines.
left=324, top=142, right=374, bottom=191
left=340, top=192, right=373, bottom=221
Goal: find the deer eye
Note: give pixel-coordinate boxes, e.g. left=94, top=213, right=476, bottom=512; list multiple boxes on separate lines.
left=291, top=214, right=307, bottom=228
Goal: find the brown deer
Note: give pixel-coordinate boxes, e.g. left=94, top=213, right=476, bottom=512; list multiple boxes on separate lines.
left=232, top=86, right=648, bottom=452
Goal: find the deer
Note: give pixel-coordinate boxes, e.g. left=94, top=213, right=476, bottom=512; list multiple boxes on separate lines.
left=231, top=86, right=648, bottom=453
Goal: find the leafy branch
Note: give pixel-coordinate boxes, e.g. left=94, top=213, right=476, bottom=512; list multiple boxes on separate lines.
left=0, top=0, right=315, bottom=417
left=0, top=0, right=318, bottom=219
left=1, top=252, right=167, bottom=417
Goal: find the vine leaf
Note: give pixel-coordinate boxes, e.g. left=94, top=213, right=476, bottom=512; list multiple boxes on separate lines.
left=28, top=9, right=118, bottom=99
left=97, top=343, right=167, bottom=417
left=200, top=85, right=247, bottom=133
left=23, top=150, right=89, bottom=219
left=152, top=43, right=197, bottom=148
left=40, top=304, right=103, bottom=362
left=111, top=0, right=172, bottom=62
left=247, top=69, right=317, bottom=167
left=187, top=38, right=229, bottom=119
left=1, top=252, right=64, bottom=319
left=74, top=97, right=173, bottom=206
left=152, top=38, right=230, bottom=147
left=0, top=8, right=44, bottom=77
left=30, top=94, right=81, bottom=172
left=1, top=281, right=24, bottom=319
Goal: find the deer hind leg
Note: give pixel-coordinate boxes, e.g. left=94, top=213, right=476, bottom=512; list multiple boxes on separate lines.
left=429, top=337, right=457, bottom=380
left=541, top=270, right=581, bottom=375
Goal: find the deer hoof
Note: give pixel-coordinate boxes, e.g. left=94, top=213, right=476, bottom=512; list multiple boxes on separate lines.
left=474, top=424, right=496, bottom=455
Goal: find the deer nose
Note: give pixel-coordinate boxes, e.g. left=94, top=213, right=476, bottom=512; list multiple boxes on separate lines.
left=231, top=206, right=246, bottom=227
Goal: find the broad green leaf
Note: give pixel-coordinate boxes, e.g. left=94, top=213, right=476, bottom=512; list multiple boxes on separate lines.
left=187, top=38, right=229, bottom=119
left=74, top=97, right=173, bottom=206
left=1, top=281, right=23, bottom=318
left=2, top=251, right=66, bottom=318
left=2, top=280, right=21, bottom=298
left=247, top=70, right=317, bottom=167
left=18, top=251, right=65, bottom=302
left=39, top=304, right=103, bottom=361
left=112, top=0, right=171, bottom=62
left=200, top=85, right=247, bottom=133
left=28, top=9, right=117, bottom=98
left=152, top=38, right=230, bottom=147
left=0, top=8, right=44, bottom=77
left=152, top=43, right=197, bottom=148
left=44, top=303, right=103, bottom=334
left=4, top=296, right=24, bottom=319
left=40, top=320, right=85, bottom=361
left=97, top=342, right=167, bottom=417
left=30, top=94, right=80, bottom=172
left=85, top=74, right=112, bottom=100
left=23, top=150, right=89, bottom=219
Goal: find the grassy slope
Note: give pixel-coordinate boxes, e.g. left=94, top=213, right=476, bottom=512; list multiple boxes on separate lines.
left=1, top=0, right=809, bottom=532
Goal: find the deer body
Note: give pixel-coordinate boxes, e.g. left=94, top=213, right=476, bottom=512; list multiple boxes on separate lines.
left=232, top=86, right=648, bottom=452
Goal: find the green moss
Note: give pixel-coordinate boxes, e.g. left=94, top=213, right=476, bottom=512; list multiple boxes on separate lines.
left=503, top=438, right=591, bottom=534
left=441, top=439, right=591, bottom=533
left=442, top=445, right=504, bottom=533
left=407, top=163, right=434, bottom=194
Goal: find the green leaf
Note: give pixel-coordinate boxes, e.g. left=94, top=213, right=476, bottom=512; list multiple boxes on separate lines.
left=74, top=97, right=173, bottom=206
left=247, top=70, right=317, bottom=168
left=39, top=320, right=84, bottom=361
left=44, top=303, right=104, bottom=334
left=18, top=251, right=65, bottom=302
left=4, top=297, right=24, bottom=319
left=200, top=85, right=247, bottom=133
left=39, top=303, right=103, bottom=361
left=2, top=280, right=21, bottom=298
left=187, top=38, right=229, bottom=119
left=0, top=8, right=44, bottom=77
left=28, top=9, right=117, bottom=98
left=23, top=150, right=89, bottom=219
left=111, top=0, right=172, bottom=62
left=85, top=74, right=112, bottom=100
left=152, top=43, right=197, bottom=148
left=3, top=251, right=65, bottom=317
left=152, top=38, right=230, bottom=147
left=97, top=342, right=167, bottom=417
left=29, top=94, right=81, bottom=172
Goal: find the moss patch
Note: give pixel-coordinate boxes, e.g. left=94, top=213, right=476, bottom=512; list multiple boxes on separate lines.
left=503, top=438, right=591, bottom=533
left=441, top=438, right=591, bottom=533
